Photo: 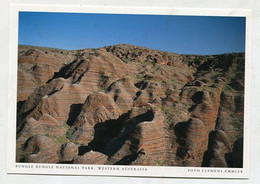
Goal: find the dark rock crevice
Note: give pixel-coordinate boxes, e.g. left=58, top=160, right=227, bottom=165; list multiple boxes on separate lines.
left=201, top=130, right=232, bottom=167
left=225, top=138, right=243, bottom=168
left=77, top=111, right=131, bottom=156
left=201, top=131, right=218, bottom=167
left=174, top=120, right=191, bottom=159
left=78, top=110, right=154, bottom=158
left=66, top=104, right=83, bottom=126
left=47, top=56, right=88, bottom=84
left=46, top=58, right=79, bottom=83
left=16, top=100, right=26, bottom=128
left=113, top=148, right=145, bottom=165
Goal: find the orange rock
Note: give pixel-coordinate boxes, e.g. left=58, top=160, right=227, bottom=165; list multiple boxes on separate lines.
left=16, top=45, right=245, bottom=167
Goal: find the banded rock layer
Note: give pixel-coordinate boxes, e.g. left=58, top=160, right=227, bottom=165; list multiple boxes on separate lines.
left=16, top=44, right=245, bottom=167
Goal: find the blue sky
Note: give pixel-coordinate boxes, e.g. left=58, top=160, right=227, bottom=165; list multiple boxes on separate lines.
left=18, top=12, right=246, bottom=55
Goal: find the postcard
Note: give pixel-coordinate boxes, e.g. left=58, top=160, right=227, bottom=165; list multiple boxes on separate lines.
left=7, top=4, right=252, bottom=178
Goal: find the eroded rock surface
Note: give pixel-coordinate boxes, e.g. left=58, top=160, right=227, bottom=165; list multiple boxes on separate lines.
left=16, top=44, right=245, bottom=167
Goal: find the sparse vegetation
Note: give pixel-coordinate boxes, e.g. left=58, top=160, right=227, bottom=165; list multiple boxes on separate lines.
left=55, top=135, right=68, bottom=145
left=17, top=44, right=245, bottom=167
left=66, top=127, right=77, bottom=142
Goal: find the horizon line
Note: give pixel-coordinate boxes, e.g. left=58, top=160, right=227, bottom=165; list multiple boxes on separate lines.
left=18, top=44, right=245, bottom=56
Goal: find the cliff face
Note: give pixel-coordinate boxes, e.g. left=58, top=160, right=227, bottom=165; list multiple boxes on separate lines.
left=16, top=44, right=245, bottom=167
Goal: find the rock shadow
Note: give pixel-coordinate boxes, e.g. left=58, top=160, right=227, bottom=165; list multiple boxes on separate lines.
left=225, top=137, right=243, bottom=168
left=46, top=58, right=81, bottom=83
left=79, top=110, right=154, bottom=159
left=174, top=120, right=191, bottom=158
left=191, top=91, right=204, bottom=104
left=188, top=91, right=204, bottom=112
left=66, top=104, right=83, bottom=126
left=201, top=131, right=217, bottom=167
left=17, top=100, right=26, bottom=129
left=114, top=148, right=145, bottom=165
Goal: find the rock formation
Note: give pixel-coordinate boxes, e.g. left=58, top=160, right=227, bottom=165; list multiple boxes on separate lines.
left=16, top=44, right=245, bottom=167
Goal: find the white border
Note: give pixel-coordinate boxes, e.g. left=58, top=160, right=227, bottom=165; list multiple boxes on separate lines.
left=7, top=4, right=252, bottom=179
